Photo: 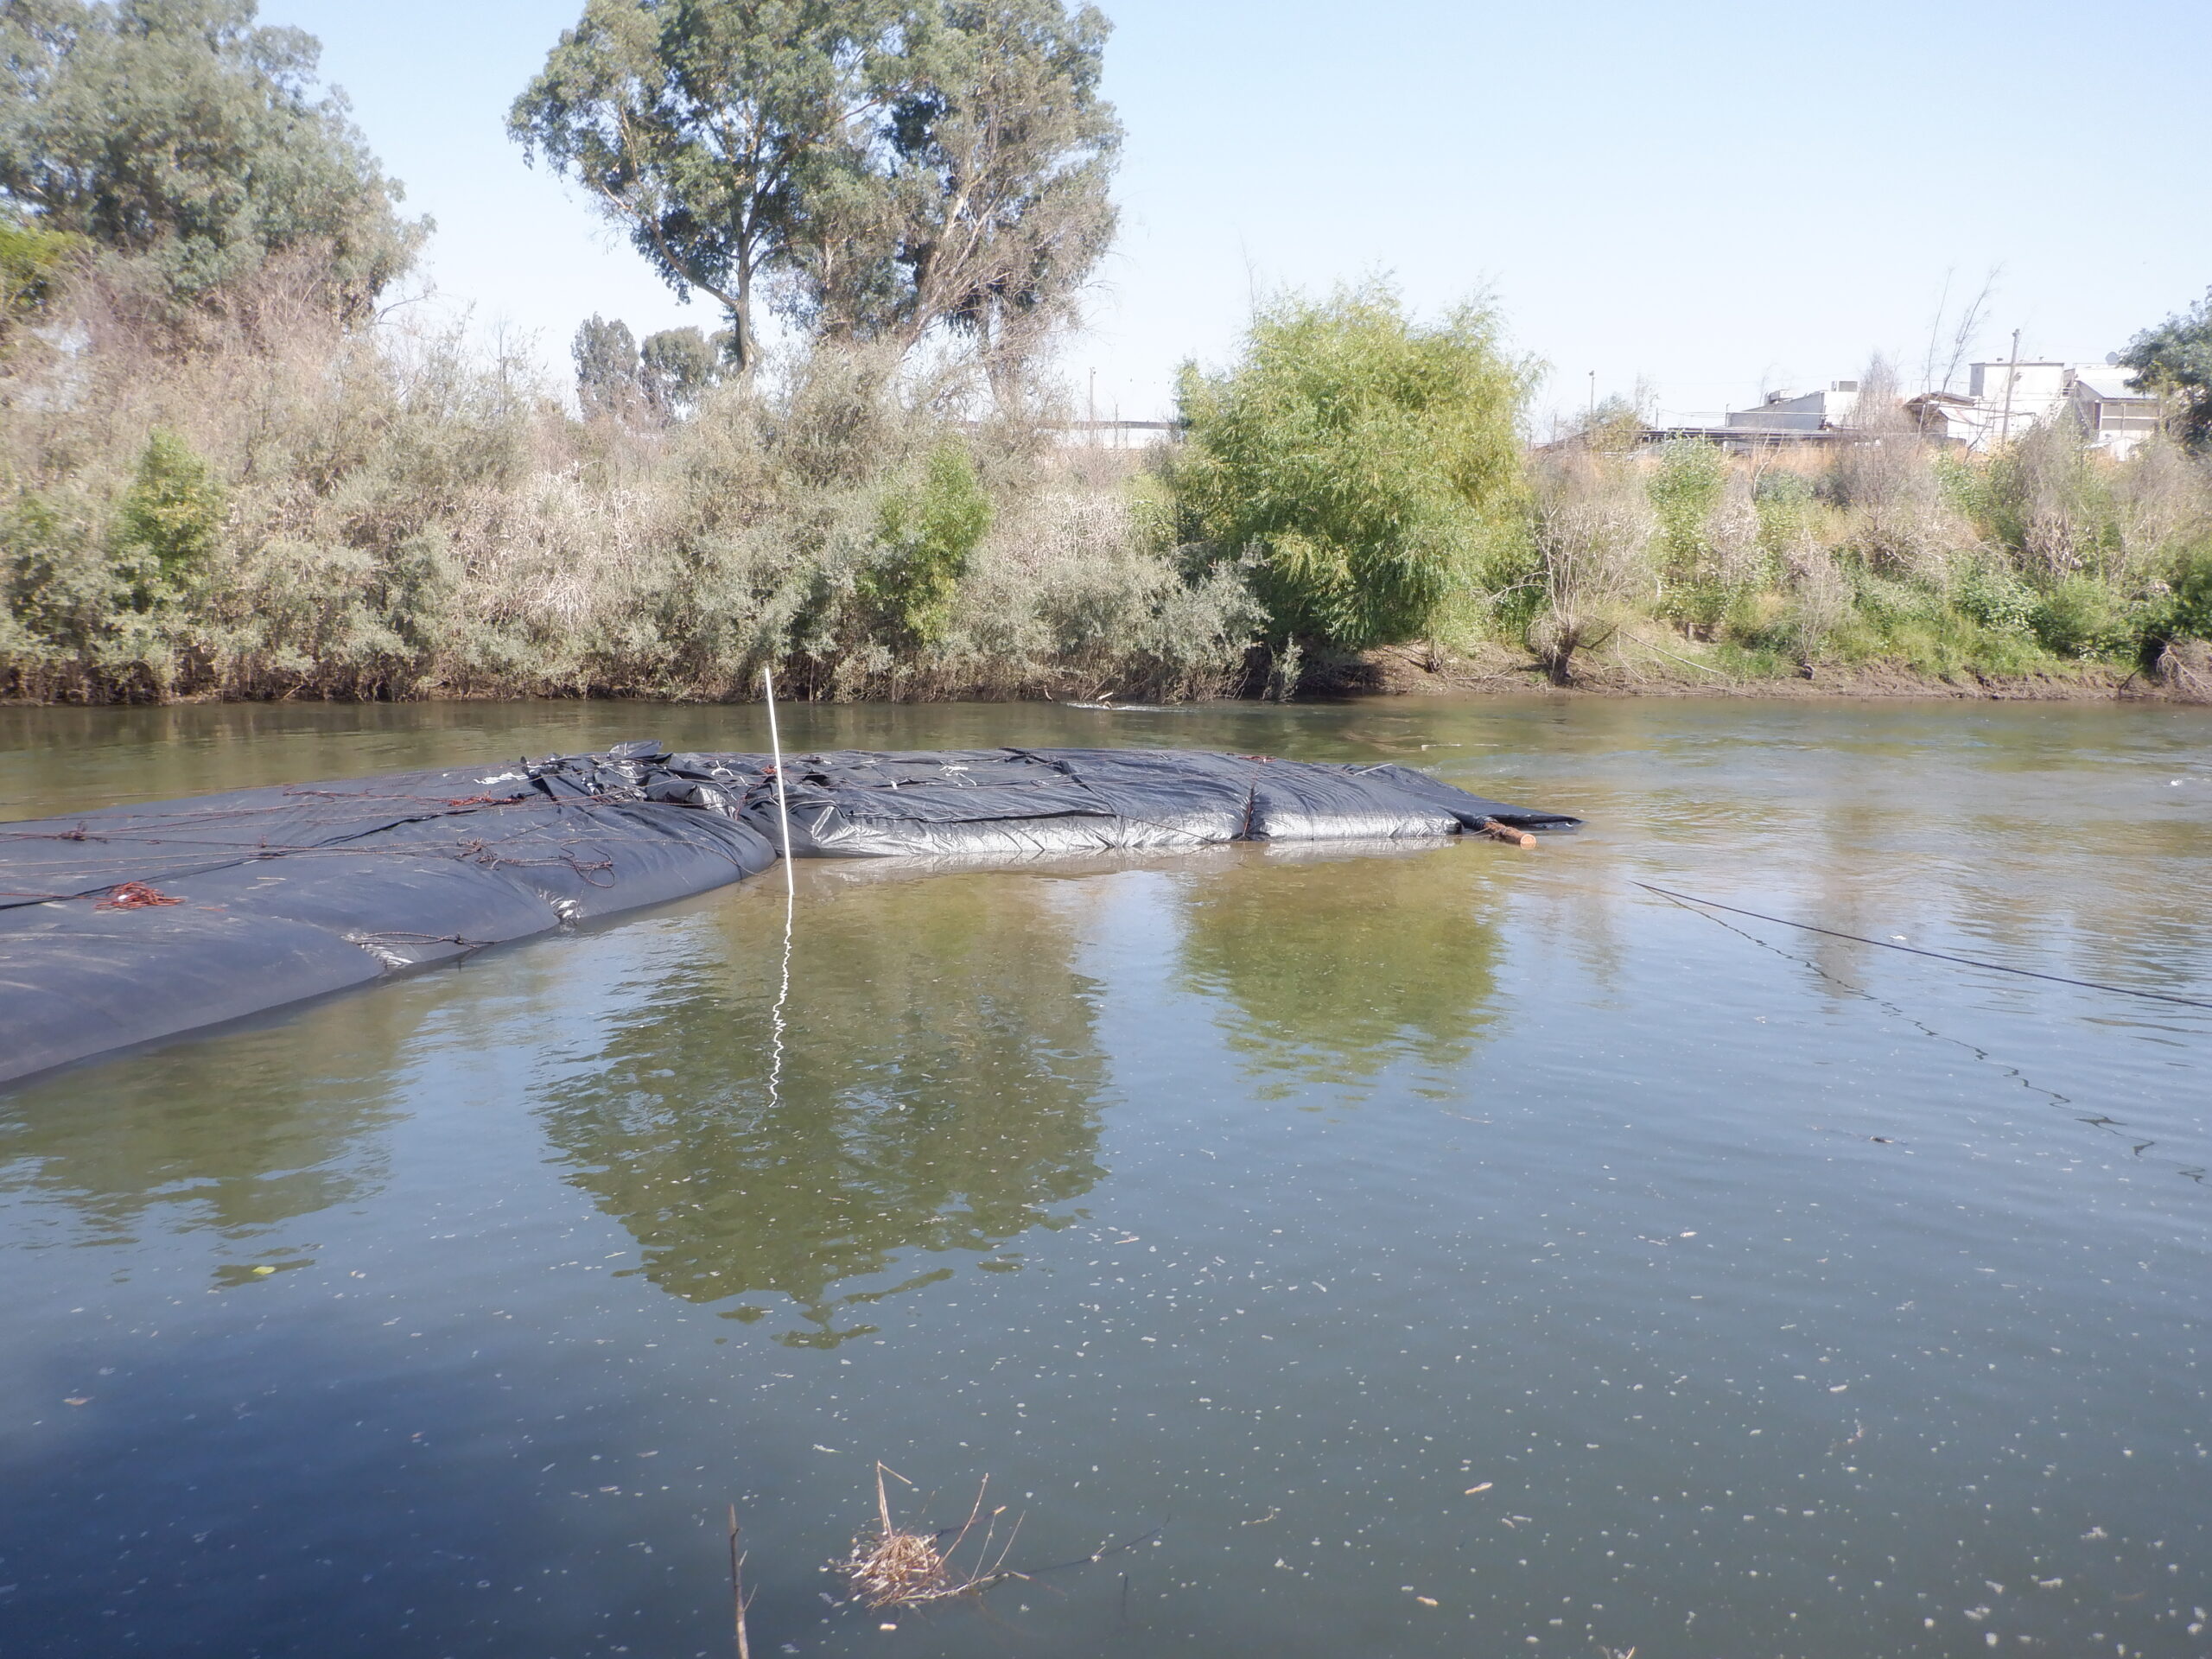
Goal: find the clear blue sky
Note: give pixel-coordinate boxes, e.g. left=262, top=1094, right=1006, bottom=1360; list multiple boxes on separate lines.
left=267, top=0, right=2210, bottom=427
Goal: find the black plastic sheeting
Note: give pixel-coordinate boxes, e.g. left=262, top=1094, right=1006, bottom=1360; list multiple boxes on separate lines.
left=0, top=741, right=1576, bottom=1083
left=696, top=745, right=1580, bottom=857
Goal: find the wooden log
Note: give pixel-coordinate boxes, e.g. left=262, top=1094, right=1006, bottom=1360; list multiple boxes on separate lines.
left=1478, top=818, right=1538, bottom=849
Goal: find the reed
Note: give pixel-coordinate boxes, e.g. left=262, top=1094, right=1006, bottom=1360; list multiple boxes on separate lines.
left=836, top=1464, right=1024, bottom=1611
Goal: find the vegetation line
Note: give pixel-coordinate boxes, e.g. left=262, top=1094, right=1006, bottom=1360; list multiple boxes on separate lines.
left=2, top=3, right=2209, bottom=705
left=1636, top=882, right=2212, bottom=1012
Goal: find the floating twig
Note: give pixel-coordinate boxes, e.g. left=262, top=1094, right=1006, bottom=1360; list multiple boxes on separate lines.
left=728, top=1505, right=752, bottom=1659
left=836, top=1464, right=1026, bottom=1610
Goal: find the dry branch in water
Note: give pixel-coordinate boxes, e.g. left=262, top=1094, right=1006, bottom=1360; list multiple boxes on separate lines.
left=836, top=1463, right=1024, bottom=1610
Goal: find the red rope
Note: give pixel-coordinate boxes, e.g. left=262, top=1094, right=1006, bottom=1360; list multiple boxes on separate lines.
left=96, top=881, right=182, bottom=911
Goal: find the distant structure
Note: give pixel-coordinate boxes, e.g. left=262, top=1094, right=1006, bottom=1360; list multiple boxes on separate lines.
left=1904, top=362, right=2159, bottom=456
left=1729, top=380, right=1860, bottom=438
left=2064, top=367, right=2164, bottom=454
left=1056, top=418, right=1179, bottom=449
left=1642, top=362, right=2161, bottom=456
left=1643, top=381, right=1866, bottom=449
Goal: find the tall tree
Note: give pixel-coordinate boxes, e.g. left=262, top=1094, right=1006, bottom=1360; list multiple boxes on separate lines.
left=0, top=0, right=422, bottom=317
left=638, top=324, right=722, bottom=416
left=868, top=0, right=1118, bottom=388
left=508, top=0, right=1118, bottom=387
left=572, top=312, right=639, bottom=416
left=511, top=0, right=882, bottom=378
left=2121, top=287, right=2212, bottom=452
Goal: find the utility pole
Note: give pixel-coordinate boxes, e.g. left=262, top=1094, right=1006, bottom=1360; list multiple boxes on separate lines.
left=1088, top=367, right=1097, bottom=448
left=1588, top=369, right=1597, bottom=426
left=1997, top=327, right=2021, bottom=447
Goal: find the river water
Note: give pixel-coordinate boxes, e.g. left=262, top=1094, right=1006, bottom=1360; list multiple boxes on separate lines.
left=1, top=697, right=2207, bottom=1659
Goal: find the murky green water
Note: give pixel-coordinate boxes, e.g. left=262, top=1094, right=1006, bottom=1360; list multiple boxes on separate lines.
left=2, top=696, right=2209, bottom=1659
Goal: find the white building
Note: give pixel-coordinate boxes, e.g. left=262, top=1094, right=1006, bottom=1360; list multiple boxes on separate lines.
left=1904, top=361, right=2162, bottom=455
left=1968, top=359, right=2074, bottom=440
left=2065, top=368, right=2162, bottom=456
left=1655, top=360, right=2163, bottom=455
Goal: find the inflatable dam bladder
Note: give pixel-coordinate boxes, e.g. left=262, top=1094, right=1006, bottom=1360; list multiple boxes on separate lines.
left=0, top=741, right=1580, bottom=1084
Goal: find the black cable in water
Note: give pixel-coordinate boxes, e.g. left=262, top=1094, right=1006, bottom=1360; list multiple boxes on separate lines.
left=1633, top=882, right=2212, bottom=1013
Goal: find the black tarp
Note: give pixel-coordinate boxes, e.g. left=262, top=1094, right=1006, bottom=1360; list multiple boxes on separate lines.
left=675, top=746, right=1579, bottom=856
left=0, top=743, right=1575, bottom=1083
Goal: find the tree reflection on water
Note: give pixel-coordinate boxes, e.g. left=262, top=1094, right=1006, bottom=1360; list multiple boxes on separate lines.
left=537, top=870, right=1109, bottom=1345
left=1179, top=842, right=1509, bottom=1090
left=0, top=1006, right=404, bottom=1246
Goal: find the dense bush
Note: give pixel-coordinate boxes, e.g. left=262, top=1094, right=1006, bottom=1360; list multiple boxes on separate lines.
left=1519, top=417, right=2212, bottom=689
left=1171, top=283, right=1529, bottom=652
left=1646, top=439, right=1731, bottom=632
left=2029, top=578, right=2136, bottom=660
left=861, top=442, right=994, bottom=648
left=113, top=429, right=224, bottom=592
left=2139, top=544, right=2212, bottom=664
left=0, top=260, right=1255, bottom=703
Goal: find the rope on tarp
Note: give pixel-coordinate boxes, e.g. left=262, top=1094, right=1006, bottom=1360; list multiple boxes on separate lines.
left=1635, top=881, right=2212, bottom=1013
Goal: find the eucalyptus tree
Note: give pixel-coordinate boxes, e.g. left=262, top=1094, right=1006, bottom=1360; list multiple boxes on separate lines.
left=572, top=312, right=640, bottom=416
left=798, top=0, right=1120, bottom=391
left=510, top=0, right=874, bottom=379
left=0, top=0, right=421, bottom=318
left=638, top=324, right=724, bottom=415
left=508, top=0, right=1119, bottom=388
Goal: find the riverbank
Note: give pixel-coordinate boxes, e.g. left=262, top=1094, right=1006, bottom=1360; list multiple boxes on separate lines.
left=1339, top=642, right=2202, bottom=702
left=7, top=272, right=2209, bottom=711
left=2, top=649, right=2196, bottom=707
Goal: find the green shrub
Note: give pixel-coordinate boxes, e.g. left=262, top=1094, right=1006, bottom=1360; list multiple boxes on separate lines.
left=1929, top=449, right=1991, bottom=524
left=2167, top=546, right=2212, bottom=639
left=2030, top=576, right=2135, bottom=659
left=1952, top=557, right=2037, bottom=635
left=1647, top=438, right=1726, bottom=607
left=861, top=442, right=994, bottom=647
left=0, top=213, right=77, bottom=338
left=1753, top=469, right=1817, bottom=547
left=1, top=484, right=178, bottom=696
left=1173, top=282, right=1528, bottom=652
left=2135, top=543, right=2212, bottom=666
left=3, top=488, right=113, bottom=654
left=112, top=428, right=223, bottom=595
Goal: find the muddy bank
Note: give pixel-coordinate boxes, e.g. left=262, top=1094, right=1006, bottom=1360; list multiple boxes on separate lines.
left=1327, top=642, right=2198, bottom=703
left=2, top=644, right=2198, bottom=709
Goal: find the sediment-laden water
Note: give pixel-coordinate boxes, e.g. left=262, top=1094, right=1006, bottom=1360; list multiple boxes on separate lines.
left=2, top=696, right=2207, bottom=1659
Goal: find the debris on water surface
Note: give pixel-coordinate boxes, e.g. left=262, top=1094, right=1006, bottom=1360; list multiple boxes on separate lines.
left=836, top=1463, right=1023, bottom=1610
